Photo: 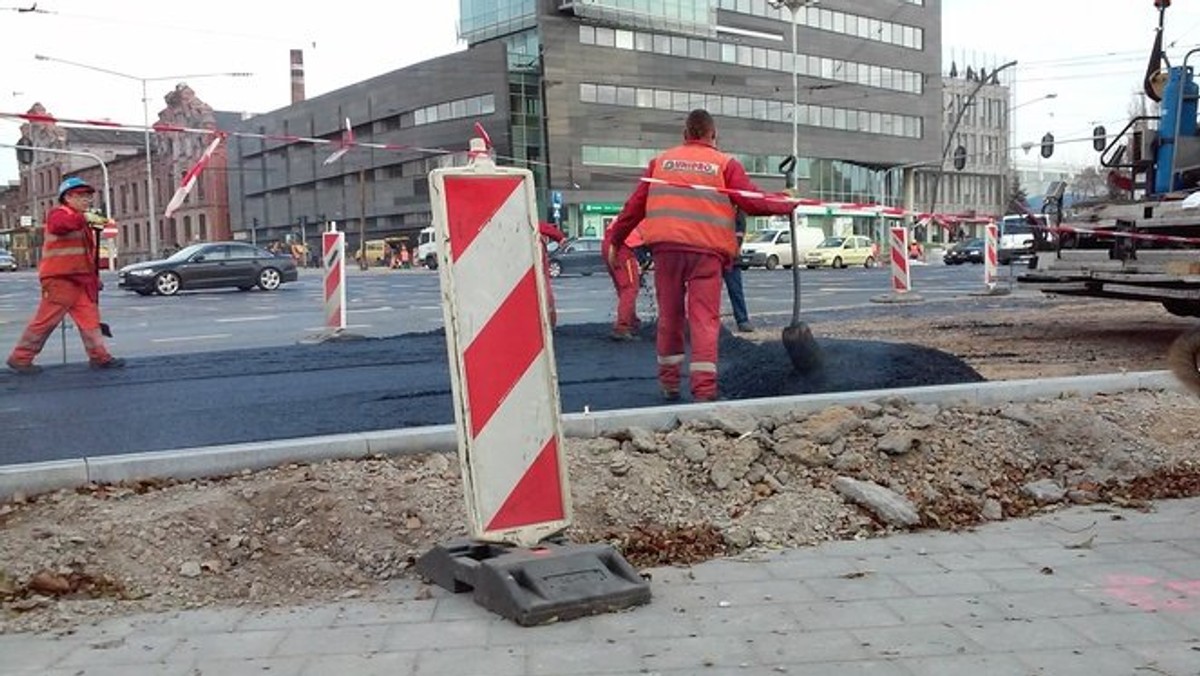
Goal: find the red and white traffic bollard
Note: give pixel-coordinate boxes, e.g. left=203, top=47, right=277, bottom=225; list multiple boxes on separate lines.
left=985, top=221, right=999, bottom=289
left=871, top=225, right=923, bottom=304
left=417, top=135, right=649, bottom=625
left=971, top=220, right=1010, bottom=297
left=890, top=226, right=911, bottom=294
left=322, top=222, right=346, bottom=331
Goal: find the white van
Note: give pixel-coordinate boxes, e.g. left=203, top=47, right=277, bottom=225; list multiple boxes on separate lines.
left=737, top=226, right=826, bottom=270
left=998, top=214, right=1048, bottom=265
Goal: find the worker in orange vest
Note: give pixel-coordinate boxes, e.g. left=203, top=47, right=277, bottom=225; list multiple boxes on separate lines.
left=607, top=109, right=795, bottom=401
left=602, top=225, right=644, bottom=340
left=538, top=221, right=565, bottom=327
left=7, top=177, right=124, bottom=374
left=399, top=245, right=411, bottom=269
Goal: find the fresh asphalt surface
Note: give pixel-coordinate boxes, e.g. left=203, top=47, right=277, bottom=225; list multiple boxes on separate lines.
left=0, top=262, right=1023, bottom=465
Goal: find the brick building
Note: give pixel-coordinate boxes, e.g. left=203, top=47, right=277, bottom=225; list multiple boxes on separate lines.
left=0, top=97, right=238, bottom=269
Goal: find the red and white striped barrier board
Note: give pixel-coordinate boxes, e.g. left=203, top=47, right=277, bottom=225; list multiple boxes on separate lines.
left=890, top=227, right=911, bottom=293
left=322, top=223, right=346, bottom=331
left=985, top=222, right=999, bottom=287
left=429, top=138, right=570, bottom=547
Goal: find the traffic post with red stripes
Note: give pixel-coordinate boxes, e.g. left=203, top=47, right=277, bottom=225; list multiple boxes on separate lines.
left=322, top=222, right=347, bottom=332
left=891, top=227, right=911, bottom=294
left=985, top=221, right=999, bottom=288
left=416, top=136, right=650, bottom=626
left=871, top=226, right=924, bottom=304
left=971, top=220, right=1010, bottom=297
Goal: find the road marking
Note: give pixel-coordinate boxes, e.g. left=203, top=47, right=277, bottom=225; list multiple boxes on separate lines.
left=151, top=334, right=233, bottom=343
left=347, top=306, right=394, bottom=314
left=303, top=324, right=372, bottom=331
left=415, top=305, right=443, bottom=310
left=215, top=315, right=281, bottom=323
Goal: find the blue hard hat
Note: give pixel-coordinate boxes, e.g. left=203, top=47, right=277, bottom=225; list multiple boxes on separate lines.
left=57, top=177, right=95, bottom=201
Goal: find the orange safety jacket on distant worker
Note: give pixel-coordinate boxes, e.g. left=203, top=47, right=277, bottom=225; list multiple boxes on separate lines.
left=639, top=143, right=737, bottom=259
left=40, top=204, right=97, bottom=279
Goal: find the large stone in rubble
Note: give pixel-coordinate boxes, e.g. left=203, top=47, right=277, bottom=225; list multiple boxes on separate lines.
left=697, top=407, right=760, bottom=437
left=709, top=437, right=764, bottom=489
left=834, top=477, right=921, bottom=528
left=806, top=406, right=863, bottom=444
left=774, top=438, right=834, bottom=468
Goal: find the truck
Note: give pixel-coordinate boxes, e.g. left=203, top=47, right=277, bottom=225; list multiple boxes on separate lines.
left=416, top=226, right=437, bottom=269
left=1016, top=0, right=1197, bottom=391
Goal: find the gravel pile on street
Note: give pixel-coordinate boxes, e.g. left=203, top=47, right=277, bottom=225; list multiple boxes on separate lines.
left=3, top=387, right=1199, bottom=634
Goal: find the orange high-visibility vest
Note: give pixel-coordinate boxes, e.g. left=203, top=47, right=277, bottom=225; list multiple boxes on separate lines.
left=640, top=143, right=737, bottom=257
left=39, top=205, right=95, bottom=279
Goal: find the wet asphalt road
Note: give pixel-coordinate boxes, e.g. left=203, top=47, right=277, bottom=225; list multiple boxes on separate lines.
left=0, top=319, right=986, bottom=466
left=0, top=264, right=1013, bottom=465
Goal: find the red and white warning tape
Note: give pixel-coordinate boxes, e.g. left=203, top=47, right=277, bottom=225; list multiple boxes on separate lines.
left=1038, top=222, right=1200, bottom=247
left=2, top=110, right=451, bottom=157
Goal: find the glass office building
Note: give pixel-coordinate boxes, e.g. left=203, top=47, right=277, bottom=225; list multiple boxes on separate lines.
left=231, top=0, right=942, bottom=250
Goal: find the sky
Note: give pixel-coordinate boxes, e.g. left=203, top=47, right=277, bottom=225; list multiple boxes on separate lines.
left=2, top=1, right=1199, bottom=183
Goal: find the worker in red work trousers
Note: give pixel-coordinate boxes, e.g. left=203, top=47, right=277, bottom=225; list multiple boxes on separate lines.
left=602, top=225, right=644, bottom=341
left=607, top=109, right=796, bottom=402
left=538, top=221, right=565, bottom=328
left=7, top=177, right=125, bottom=374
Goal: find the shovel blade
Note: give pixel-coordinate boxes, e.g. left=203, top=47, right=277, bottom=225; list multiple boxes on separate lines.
left=782, top=322, right=821, bottom=374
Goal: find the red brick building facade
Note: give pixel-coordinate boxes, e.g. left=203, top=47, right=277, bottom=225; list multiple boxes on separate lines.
left=0, top=93, right=235, bottom=269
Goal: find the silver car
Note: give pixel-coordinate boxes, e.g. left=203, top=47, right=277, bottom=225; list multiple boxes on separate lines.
left=0, top=249, right=17, bottom=272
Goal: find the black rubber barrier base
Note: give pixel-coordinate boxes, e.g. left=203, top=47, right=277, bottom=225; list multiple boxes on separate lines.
left=416, top=539, right=652, bottom=626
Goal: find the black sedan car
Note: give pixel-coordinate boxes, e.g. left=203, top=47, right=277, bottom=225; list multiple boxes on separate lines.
left=943, top=238, right=985, bottom=265
left=118, top=242, right=299, bottom=296
left=546, top=237, right=606, bottom=277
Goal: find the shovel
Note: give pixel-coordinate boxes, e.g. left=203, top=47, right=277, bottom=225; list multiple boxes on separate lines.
left=93, top=226, right=113, bottom=338
left=781, top=209, right=820, bottom=373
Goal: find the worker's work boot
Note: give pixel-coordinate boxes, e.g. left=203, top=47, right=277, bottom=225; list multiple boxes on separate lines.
left=89, top=357, right=126, bottom=370
left=610, top=330, right=638, bottom=342
left=737, top=322, right=754, bottom=333
left=661, top=389, right=681, bottom=402
left=6, top=358, right=41, bottom=375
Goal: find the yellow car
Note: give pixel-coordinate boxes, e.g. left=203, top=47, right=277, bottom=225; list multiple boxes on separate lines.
left=804, top=236, right=877, bottom=269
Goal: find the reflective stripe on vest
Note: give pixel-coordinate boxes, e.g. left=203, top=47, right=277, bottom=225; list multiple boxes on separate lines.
left=640, top=144, right=737, bottom=257
left=39, top=206, right=95, bottom=278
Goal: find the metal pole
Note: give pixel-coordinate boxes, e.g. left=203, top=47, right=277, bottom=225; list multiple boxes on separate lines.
left=929, top=60, right=1017, bottom=218
left=143, top=78, right=158, bottom=259
left=791, top=6, right=799, bottom=174
left=358, top=168, right=368, bottom=270
left=27, top=148, right=36, bottom=268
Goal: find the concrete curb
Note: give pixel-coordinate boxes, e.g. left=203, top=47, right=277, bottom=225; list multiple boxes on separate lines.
left=0, top=371, right=1184, bottom=500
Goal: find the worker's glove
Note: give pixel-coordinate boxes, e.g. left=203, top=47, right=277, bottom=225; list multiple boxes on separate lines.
left=85, top=212, right=113, bottom=231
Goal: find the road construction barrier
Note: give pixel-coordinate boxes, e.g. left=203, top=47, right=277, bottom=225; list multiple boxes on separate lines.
left=428, top=137, right=570, bottom=547
left=322, top=222, right=346, bottom=331
left=890, top=227, right=911, bottom=294
left=985, top=221, right=999, bottom=288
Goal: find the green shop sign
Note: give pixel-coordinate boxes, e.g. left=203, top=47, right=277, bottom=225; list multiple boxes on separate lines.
left=581, top=202, right=624, bottom=215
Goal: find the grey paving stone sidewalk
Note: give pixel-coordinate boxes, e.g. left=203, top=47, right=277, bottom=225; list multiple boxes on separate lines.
left=3, top=499, right=1199, bottom=676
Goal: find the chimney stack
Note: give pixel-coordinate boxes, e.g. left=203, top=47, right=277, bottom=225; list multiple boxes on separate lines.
left=290, top=49, right=305, bottom=104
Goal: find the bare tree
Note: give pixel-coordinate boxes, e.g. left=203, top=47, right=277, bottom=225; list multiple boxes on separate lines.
left=1071, top=166, right=1106, bottom=198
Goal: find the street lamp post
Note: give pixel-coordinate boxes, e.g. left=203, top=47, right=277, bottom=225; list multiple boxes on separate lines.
left=769, top=0, right=820, bottom=191
left=1001, top=93, right=1056, bottom=215
left=33, top=54, right=250, bottom=258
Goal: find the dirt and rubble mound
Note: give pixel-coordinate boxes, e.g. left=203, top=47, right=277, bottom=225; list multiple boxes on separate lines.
left=3, top=388, right=1199, bottom=634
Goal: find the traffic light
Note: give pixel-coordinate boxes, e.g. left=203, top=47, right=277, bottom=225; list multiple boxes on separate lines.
left=1040, top=132, right=1055, bottom=159
left=952, top=145, right=967, bottom=171
left=779, top=155, right=797, bottom=189
left=15, top=137, right=32, bottom=166
left=1092, top=126, right=1107, bottom=152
